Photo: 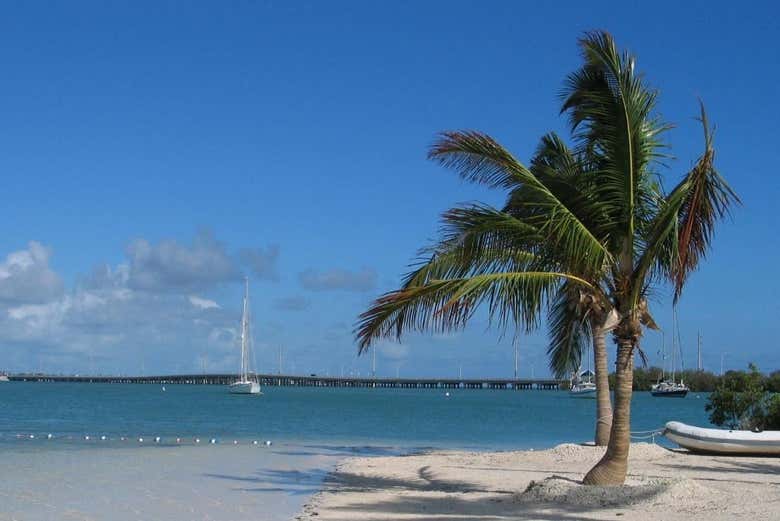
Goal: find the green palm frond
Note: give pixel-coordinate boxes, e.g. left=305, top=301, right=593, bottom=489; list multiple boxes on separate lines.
left=428, top=131, right=610, bottom=276
left=355, top=271, right=593, bottom=352
left=561, top=30, right=670, bottom=263
left=404, top=245, right=536, bottom=289
left=546, top=282, right=591, bottom=378
left=434, top=204, right=542, bottom=256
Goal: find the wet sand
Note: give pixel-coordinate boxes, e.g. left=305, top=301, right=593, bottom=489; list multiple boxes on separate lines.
left=0, top=443, right=345, bottom=521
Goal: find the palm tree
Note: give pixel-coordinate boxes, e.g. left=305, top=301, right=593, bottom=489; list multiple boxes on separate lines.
left=375, top=133, right=618, bottom=447
left=355, top=31, right=738, bottom=485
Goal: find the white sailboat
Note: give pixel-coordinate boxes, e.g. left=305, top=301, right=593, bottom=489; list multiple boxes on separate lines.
left=229, top=277, right=261, bottom=395
left=569, top=344, right=597, bottom=397
left=651, top=308, right=689, bottom=398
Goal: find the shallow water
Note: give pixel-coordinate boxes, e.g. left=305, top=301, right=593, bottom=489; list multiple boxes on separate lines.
left=0, top=383, right=713, bottom=520
left=1, top=382, right=712, bottom=449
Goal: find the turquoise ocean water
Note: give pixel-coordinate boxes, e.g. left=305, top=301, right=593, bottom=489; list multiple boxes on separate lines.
left=0, top=382, right=713, bottom=451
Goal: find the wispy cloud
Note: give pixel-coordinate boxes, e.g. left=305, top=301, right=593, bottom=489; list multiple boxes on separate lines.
left=299, top=267, right=377, bottom=292
left=274, top=296, right=310, bottom=311
left=189, top=295, right=220, bottom=310
left=240, top=245, right=280, bottom=281
left=375, top=340, right=410, bottom=361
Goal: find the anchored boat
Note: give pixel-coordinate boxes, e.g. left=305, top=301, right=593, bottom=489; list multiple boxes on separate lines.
left=664, top=421, right=780, bottom=455
left=229, top=277, right=261, bottom=395
left=569, top=379, right=597, bottom=397
left=651, top=380, right=689, bottom=397
left=652, top=308, right=689, bottom=398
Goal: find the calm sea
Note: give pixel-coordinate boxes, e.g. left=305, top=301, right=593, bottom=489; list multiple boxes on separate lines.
left=0, top=382, right=712, bottom=450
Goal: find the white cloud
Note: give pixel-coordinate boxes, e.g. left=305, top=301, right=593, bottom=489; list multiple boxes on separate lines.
left=1, top=285, right=241, bottom=370
left=376, top=340, right=410, bottom=360
left=0, top=242, right=63, bottom=304
left=189, top=295, right=220, bottom=310
left=125, top=231, right=238, bottom=292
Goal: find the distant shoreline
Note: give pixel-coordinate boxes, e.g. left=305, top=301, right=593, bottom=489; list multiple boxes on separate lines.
left=4, top=373, right=565, bottom=390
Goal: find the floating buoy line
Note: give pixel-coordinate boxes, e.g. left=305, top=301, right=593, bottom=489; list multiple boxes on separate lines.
left=2, top=432, right=272, bottom=447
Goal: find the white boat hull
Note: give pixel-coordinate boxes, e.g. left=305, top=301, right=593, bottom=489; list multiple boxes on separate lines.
left=664, top=421, right=780, bottom=455
left=569, top=388, right=597, bottom=398
left=569, top=382, right=597, bottom=398
left=0, top=375, right=9, bottom=382
left=229, top=381, right=261, bottom=394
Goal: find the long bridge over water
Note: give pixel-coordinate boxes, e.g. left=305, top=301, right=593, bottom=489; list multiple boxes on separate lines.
left=8, top=373, right=564, bottom=390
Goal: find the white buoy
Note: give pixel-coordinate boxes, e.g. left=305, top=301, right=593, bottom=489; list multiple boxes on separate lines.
left=264, top=440, right=272, bottom=446
left=47, top=433, right=53, bottom=439
left=233, top=440, right=238, bottom=445
left=100, top=435, right=107, bottom=441
left=138, top=437, right=144, bottom=443
left=120, top=436, right=126, bottom=441
left=195, top=438, right=200, bottom=444
left=84, top=435, right=90, bottom=441
left=29, top=434, right=35, bottom=439
left=162, top=386, right=166, bottom=392
left=176, top=437, right=181, bottom=443
left=252, top=440, right=258, bottom=445
left=445, top=392, right=450, bottom=397
left=154, top=436, right=161, bottom=443
left=210, top=438, right=216, bottom=444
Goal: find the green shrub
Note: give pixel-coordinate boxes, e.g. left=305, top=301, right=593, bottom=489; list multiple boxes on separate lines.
left=706, top=364, right=774, bottom=430
left=765, top=395, right=780, bottom=430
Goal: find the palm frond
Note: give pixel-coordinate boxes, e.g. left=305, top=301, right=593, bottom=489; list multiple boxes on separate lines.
left=428, top=131, right=611, bottom=276
left=632, top=102, right=740, bottom=302
left=546, top=282, right=591, bottom=378
left=561, top=30, right=670, bottom=265
left=672, top=101, right=740, bottom=300
left=355, top=271, right=593, bottom=352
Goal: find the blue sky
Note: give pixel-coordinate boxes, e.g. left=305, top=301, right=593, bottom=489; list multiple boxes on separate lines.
left=0, top=1, right=777, bottom=377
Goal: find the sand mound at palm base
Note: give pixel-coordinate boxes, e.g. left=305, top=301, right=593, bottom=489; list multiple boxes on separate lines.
left=517, top=476, right=715, bottom=508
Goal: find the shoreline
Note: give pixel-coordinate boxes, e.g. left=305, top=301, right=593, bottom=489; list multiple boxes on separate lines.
left=294, top=442, right=780, bottom=521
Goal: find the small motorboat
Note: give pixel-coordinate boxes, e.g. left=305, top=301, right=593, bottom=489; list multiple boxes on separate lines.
left=663, top=421, right=780, bottom=455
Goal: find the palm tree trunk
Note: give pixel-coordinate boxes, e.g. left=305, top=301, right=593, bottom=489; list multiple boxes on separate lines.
left=592, top=325, right=612, bottom=446
left=583, top=336, right=634, bottom=485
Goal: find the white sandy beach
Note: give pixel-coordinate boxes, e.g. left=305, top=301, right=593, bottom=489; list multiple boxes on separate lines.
left=296, top=443, right=780, bottom=521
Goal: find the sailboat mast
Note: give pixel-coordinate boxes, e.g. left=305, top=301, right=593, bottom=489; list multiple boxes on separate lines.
left=697, top=331, right=702, bottom=372
left=671, top=308, right=677, bottom=382
left=660, top=331, right=666, bottom=381
left=241, top=277, right=249, bottom=381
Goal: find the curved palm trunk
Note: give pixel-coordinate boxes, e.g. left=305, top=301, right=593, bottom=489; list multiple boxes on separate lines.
left=592, top=325, right=612, bottom=446
left=583, top=336, right=634, bottom=485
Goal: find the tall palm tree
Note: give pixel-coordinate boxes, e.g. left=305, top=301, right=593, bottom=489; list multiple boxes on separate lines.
left=356, top=31, right=738, bottom=485
left=384, top=133, right=619, bottom=447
